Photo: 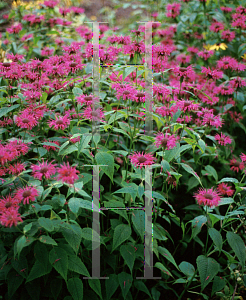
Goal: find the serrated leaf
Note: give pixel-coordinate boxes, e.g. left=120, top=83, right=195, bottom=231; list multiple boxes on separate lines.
left=88, top=279, right=102, bottom=299
left=67, top=277, right=83, bottom=300
left=179, top=261, right=195, bottom=277
left=158, top=246, right=179, bottom=270
left=38, top=217, right=54, bottom=232
left=154, top=262, right=173, bottom=277
left=16, top=236, right=35, bottom=259
left=68, top=255, right=90, bottom=277
left=131, top=210, right=145, bottom=242
left=134, top=280, right=151, bottom=297
left=49, top=247, right=68, bottom=281
left=113, top=183, right=138, bottom=202
left=106, top=274, right=119, bottom=300
left=61, top=223, right=82, bottom=254
left=95, top=152, right=114, bottom=183
left=192, top=215, right=207, bottom=239
left=218, top=178, right=239, bottom=184
left=0, top=104, right=20, bottom=118
left=118, top=272, right=132, bottom=300
left=120, top=244, right=136, bottom=274
left=226, top=231, right=246, bottom=268
left=204, top=165, right=218, bottom=182
left=112, top=224, right=131, bottom=252
left=197, top=255, right=220, bottom=291
left=180, top=163, right=202, bottom=185
left=26, top=260, right=48, bottom=283
left=211, top=276, right=226, bottom=296
left=208, top=228, right=223, bottom=253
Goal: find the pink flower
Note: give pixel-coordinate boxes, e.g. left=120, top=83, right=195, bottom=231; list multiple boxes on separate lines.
left=6, top=23, right=22, bottom=34
left=229, top=158, right=245, bottom=172
left=194, top=188, right=222, bottom=208
left=56, top=162, right=79, bottom=184
left=83, top=107, right=105, bottom=122
left=214, top=133, right=232, bottom=146
left=209, top=22, right=224, bottom=32
left=0, top=207, right=23, bottom=227
left=8, top=162, right=26, bottom=175
left=155, top=132, right=177, bottom=150
left=15, top=186, right=39, bottom=205
left=0, top=195, right=19, bottom=212
left=31, top=161, right=57, bottom=180
left=15, top=112, right=38, bottom=130
left=217, top=183, right=234, bottom=197
left=221, top=30, right=235, bottom=42
left=48, top=115, right=70, bottom=131
left=240, top=153, right=246, bottom=162
left=166, top=3, right=181, bottom=18
left=129, top=152, right=156, bottom=169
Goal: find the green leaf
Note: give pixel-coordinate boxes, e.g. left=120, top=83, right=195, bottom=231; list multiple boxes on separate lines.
left=77, top=134, right=92, bottom=157
left=16, top=235, right=35, bottom=259
left=180, top=163, right=202, bottom=185
left=158, top=246, right=179, bottom=270
left=39, top=235, right=58, bottom=246
left=218, top=178, right=239, bottom=184
left=61, top=223, right=83, bottom=254
left=106, top=274, right=119, bottom=300
left=208, top=228, right=223, bottom=253
left=0, top=104, right=19, bottom=118
left=49, top=247, right=68, bottom=281
left=58, top=141, right=69, bottom=155
left=226, top=231, right=246, bottom=268
left=81, top=228, right=101, bottom=247
left=217, top=197, right=234, bottom=206
left=133, top=280, right=151, bottom=298
left=38, top=217, right=54, bottom=232
left=118, top=272, right=132, bottom=300
left=26, top=260, right=49, bottom=283
left=88, top=279, right=102, bottom=299
left=191, top=215, right=207, bottom=239
left=34, top=242, right=50, bottom=272
left=153, top=223, right=168, bottom=241
left=131, top=210, right=145, bottom=242
left=204, top=165, right=218, bottom=182
left=211, top=276, right=226, bottom=296
left=113, top=183, right=138, bottom=202
left=68, top=198, right=93, bottom=215
left=154, top=262, right=173, bottom=277
left=123, top=66, right=136, bottom=80
left=112, top=224, right=131, bottom=252
left=197, top=255, right=220, bottom=291
left=95, top=152, right=114, bottom=183
left=120, top=244, right=136, bottom=274
left=7, top=270, right=24, bottom=298
left=68, top=255, right=90, bottom=277
left=50, top=278, right=62, bottom=300
left=67, top=277, right=83, bottom=300
left=179, top=261, right=195, bottom=277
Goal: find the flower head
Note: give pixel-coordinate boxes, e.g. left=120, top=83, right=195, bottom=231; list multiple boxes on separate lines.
left=214, top=133, right=232, bottom=146
left=56, top=162, right=79, bottom=184
left=155, top=132, right=177, bottom=150
left=0, top=207, right=23, bottom=227
left=217, top=183, right=234, bottom=197
left=15, top=186, right=39, bottom=205
left=129, top=152, right=156, bottom=169
left=31, top=160, right=57, bottom=180
left=194, top=188, right=222, bottom=208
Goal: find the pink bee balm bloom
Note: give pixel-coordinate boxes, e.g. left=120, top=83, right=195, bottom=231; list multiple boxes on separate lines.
left=48, top=115, right=70, bottom=131
left=56, top=162, right=79, bottom=184
left=155, top=132, right=177, bottom=150
left=83, top=107, right=105, bottom=122
left=129, top=152, right=156, bottom=169
left=229, top=158, right=245, bottom=172
left=194, top=188, right=222, bottom=208
left=0, top=195, right=19, bottom=212
left=15, top=186, right=39, bottom=205
left=31, top=161, right=57, bottom=180
left=214, top=133, right=232, bottom=146
left=217, top=183, right=234, bottom=197
left=0, top=207, right=23, bottom=227
left=15, top=112, right=38, bottom=130
left=240, top=153, right=246, bottom=162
